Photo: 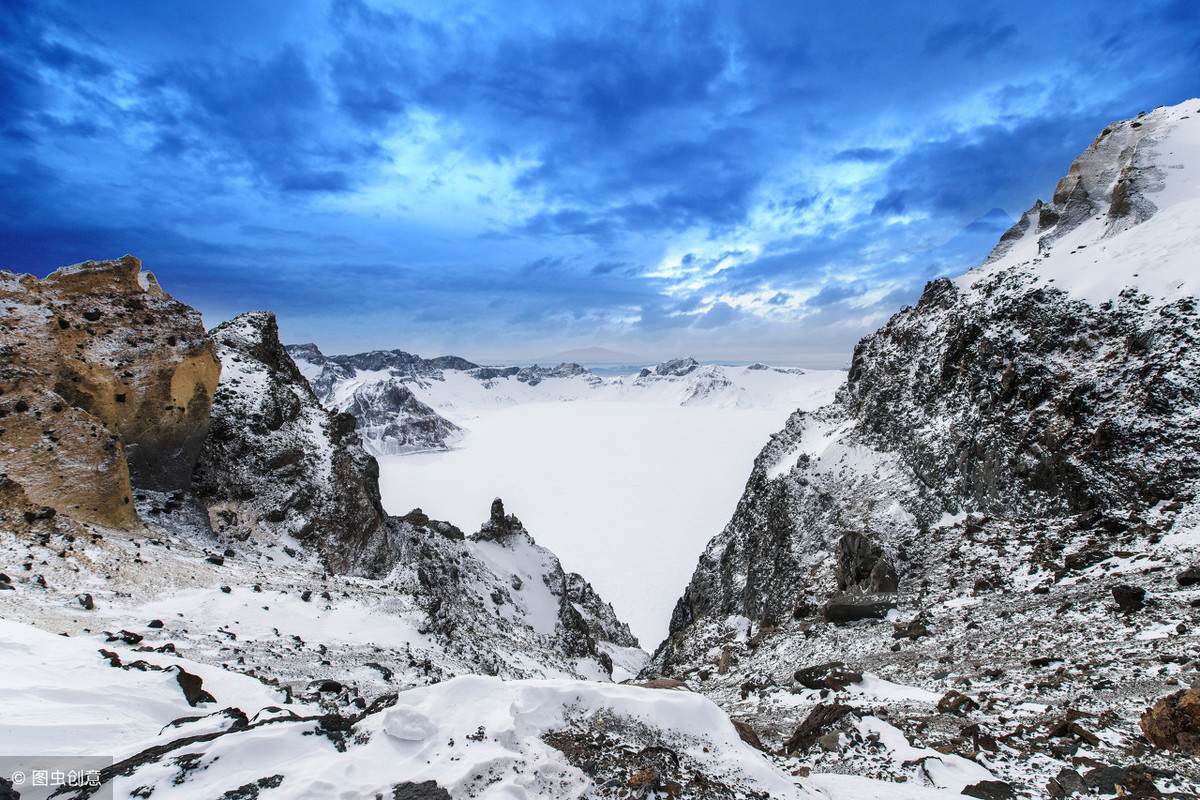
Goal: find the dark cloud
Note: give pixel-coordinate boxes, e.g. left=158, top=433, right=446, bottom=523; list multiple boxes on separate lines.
left=835, top=147, right=895, bottom=163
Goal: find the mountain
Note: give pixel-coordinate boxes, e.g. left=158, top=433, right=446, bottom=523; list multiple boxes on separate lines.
left=288, top=345, right=821, bottom=457
left=650, top=101, right=1200, bottom=795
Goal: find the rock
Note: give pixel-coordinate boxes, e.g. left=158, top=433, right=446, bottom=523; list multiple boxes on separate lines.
left=893, top=617, right=931, bottom=639
left=937, top=690, right=979, bottom=715
left=817, top=731, right=842, bottom=752
left=390, top=782, right=452, bottom=800
left=868, top=558, right=899, bottom=593
left=835, top=531, right=883, bottom=590
left=1140, top=689, right=1200, bottom=754
left=0, top=256, right=220, bottom=526
left=192, top=312, right=391, bottom=576
left=782, top=702, right=856, bottom=754
left=732, top=719, right=766, bottom=752
left=794, top=662, right=862, bottom=691
left=822, top=596, right=896, bottom=623
left=174, top=666, right=216, bottom=706
left=1176, top=565, right=1200, bottom=587
left=1112, top=584, right=1146, bottom=612
left=1050, top=767, right=1087, bottom=798
left=206, top=554, right=225, bottom=566
left=961, top=780, right=1015, bottom=800
left=76, top=593, right=95, bottom=610
left=1083, top=765, right=1158, bottom=796
left=0, top=776, right=18, bottom=800
left=148, top=619, right=164, bottom=629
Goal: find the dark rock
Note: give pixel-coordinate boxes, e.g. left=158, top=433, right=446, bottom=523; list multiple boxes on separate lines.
left=1112, top=584, right=1145, bottom=612
left=822, top=596, right=896, bottom=623
left=206, top=554, right=225, bottom=566
left=1176, top=565, right=1200, bottom=587
left=732, top=719, right=766, bottom=752
left=174, top=666, right=216, bottom=706
left=76, top=593, right=95, bottom=610
left=794, top=661, right=862, bottom=691
left=391, top=782, right=452, bottom=800
left=937, top=690, right=979, bottom=715
left=0, top=776, right=19, bottom=800
left=1051, top=767, right=1086, bottom=797
left=962, top=780, right=1014, bottom=800
left=782, top=702, right=856, bottom=754
left=1140, top=689, right=1200, bottom=755
left=148, top=619, right=164, bottom=628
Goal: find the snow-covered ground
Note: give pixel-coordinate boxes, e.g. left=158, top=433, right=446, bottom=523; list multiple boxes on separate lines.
left=378, top=370, right=844, bottom=648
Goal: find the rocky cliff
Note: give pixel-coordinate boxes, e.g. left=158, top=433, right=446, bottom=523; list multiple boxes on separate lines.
left=0, top=255, right=219, bottom=527
left=192, top=312, right=393, bottom=576
left=649, top=101, right=1200, bottom=796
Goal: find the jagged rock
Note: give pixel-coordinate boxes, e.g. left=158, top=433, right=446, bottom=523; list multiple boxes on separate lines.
left=0, top=776, right=18, bottom=800
left=192, top=312, right=391, bottom=576
left=1112, top=584, right=1145, bottom=612
left=654, top=357, right=700, bottom=377
left=76, top=593, right=95, bottom=610
left=0, top=256, right=220, bottom=526
left=1140, top=689, right=1200, bottom=755
left=174, top=666, right=216, bottom=706
left=1048, top=767, right=1087, bottom=798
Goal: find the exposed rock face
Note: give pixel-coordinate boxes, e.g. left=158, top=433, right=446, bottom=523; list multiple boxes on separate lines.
left=643, top=100, right=1200, bottom=798
left=288, top=343, right=470, bottom=453
left=193, top=312, right=391, bottom=575
left=0, top=256, right=220, bottom=526
left=662, top=103, right=1200, bottom=646
left=339, top=379, right=461, bottom=456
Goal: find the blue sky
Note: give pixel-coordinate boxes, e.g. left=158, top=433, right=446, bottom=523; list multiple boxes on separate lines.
left=2, top=1, right=1197, bottom=364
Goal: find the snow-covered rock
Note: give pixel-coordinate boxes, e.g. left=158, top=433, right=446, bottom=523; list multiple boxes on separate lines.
left=654, top=100, right=1200, bottom=798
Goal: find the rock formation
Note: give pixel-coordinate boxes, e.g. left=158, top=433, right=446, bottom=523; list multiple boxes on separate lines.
left=0, top=255, right=219, bottom=526
left=193, top=312, right=392, bottom=576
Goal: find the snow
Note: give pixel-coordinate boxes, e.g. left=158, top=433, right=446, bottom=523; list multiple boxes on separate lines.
left=958, top=101, right=1200, bottom=307
left=0, top=616, right=821, bottom=799
left=378, top=374, right=843, bottom=648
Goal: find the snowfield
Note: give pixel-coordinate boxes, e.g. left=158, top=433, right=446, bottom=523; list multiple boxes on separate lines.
left=378, top=370, right=845, bottom=648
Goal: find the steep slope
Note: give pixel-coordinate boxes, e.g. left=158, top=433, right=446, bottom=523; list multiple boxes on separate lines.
left=653, top=100, right=1200, bottom=797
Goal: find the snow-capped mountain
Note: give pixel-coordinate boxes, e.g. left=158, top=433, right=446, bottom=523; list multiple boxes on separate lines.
left=651, top=101, right=1200, bottom=795
left=288, top=344, right=821, bottom=456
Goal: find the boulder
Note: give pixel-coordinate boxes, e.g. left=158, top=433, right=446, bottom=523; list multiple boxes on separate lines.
left=794, top=661, right=862, bottom=691
left=1112, top=584, right=1145, bottom=612
left=1140, top=689, right=1200, bottom=755
left=1176, top=565, right=1200, bottom=587
left=782, top=702, right=856, bottom=754
left=822, top=595, right=896, bottom=623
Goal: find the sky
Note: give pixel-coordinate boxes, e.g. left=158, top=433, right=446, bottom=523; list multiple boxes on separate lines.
left=2, top=1, right=1198, bottom=365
